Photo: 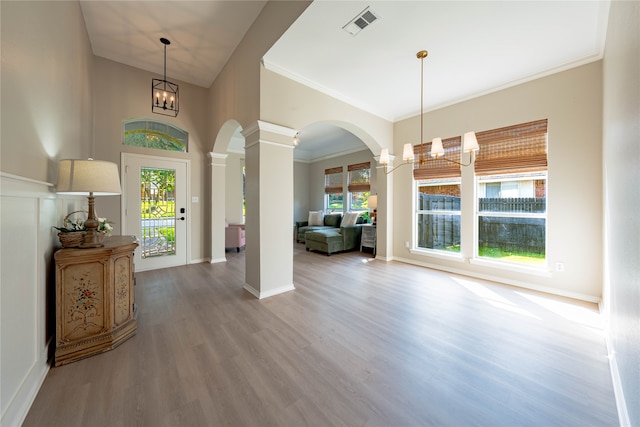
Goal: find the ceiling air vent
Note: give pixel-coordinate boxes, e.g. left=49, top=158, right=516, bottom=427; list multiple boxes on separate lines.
left=343, top=7, right=379, bottom=36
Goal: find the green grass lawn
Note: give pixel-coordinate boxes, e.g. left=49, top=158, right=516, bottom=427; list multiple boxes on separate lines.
left=479, top=247, right=545, bottom=266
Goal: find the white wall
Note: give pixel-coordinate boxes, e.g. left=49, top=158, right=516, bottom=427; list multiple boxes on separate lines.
left=293, top=161, right=310, bottom=224
left=602, top=1, right=640, bottom=425
left=261, top=69, right=393, bottom=155
left=0, top=2, right=94, bottom=425
left=0, top=0, right=93, bottom=182
left=392, top=62, right=604, bottom=302
left=91, top=57, right=211, bottom=262
left=225, top=152, right=245, bottom=225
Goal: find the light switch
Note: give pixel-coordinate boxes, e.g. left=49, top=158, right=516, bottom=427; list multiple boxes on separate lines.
left=192, top=196, right=199, bottom=203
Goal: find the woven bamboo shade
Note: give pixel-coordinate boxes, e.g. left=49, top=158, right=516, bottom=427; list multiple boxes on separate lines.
left=347, top=162, right=371, bottom=192
left=324, top=166, right=343, bottom=194
left=413, top=136, right=462, bottom=180
left=475, top=119, right=548, bottom=176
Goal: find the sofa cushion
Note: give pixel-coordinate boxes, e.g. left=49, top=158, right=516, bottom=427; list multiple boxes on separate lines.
left=323, top=213, right=343, bottom=227
left=342, top=211, right=360, bottom=227
left=305, top=229, right=344, bottom=255
left=308, top=210, right=324, bottom=226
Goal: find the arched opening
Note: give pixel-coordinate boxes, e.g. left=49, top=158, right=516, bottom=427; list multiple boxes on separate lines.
left=210, top=120, right=245, bottom=263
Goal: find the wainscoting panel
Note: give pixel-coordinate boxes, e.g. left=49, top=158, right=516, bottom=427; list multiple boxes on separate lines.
left=0, top=173, right=80, bottom=427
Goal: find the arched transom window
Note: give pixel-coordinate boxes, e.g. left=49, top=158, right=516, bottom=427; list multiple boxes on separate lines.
left=123, top=119, right=188, bottom=152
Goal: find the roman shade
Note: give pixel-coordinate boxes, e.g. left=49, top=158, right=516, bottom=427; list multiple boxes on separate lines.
left=474, top=119, right=548, bottom=176
left=347, top=162, right=371, bottom=192
left=324, top=166, right=343, bottom=194
left=413, top=136, right=462, bottom=180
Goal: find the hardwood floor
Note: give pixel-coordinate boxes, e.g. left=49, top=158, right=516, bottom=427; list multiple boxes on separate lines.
left=23, top=245, right=619, bottom=426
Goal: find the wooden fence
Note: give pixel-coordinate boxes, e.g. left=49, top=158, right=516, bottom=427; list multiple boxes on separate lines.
left=417, top=195, right=546, bottom=254
left=478, top=197, right=546, bottom=213
left=417, top=195, right=461, bottom=250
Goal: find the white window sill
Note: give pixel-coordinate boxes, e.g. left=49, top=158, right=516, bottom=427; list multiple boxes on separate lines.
left=469, top=258, right=552, bottom=277
left=409, top=248, right=465, bottom=262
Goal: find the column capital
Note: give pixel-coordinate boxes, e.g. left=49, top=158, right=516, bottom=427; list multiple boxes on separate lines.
left=242, top=120, right=297, bottom=150
left=208, top=152, right=228, bottom=166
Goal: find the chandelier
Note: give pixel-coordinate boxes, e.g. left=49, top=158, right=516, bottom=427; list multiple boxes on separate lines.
left=380, top=50, right=479, bottom=174
left=152, top=37, right=179, bottom=117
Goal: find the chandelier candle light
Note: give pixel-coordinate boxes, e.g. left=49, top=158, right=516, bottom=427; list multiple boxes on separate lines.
left=152, top=37, right=179, bottom=117
left=379, top=50, right=479, bottom=175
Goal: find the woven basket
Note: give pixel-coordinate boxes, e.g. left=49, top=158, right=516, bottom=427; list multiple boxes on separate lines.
left=58, top=231, right=85, bottom=248
left=57, top=210, right=88, bottom=248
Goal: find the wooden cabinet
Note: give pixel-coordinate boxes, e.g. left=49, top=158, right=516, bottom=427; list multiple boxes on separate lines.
left=361, top=225, right=377, bottom=255
left=54, top=236, right=138, bottom=366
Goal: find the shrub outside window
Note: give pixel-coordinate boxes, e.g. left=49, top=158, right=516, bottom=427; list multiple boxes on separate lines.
left=348, top=162, right=371, bottom=212
left=415, top=179, right=461, bottom=253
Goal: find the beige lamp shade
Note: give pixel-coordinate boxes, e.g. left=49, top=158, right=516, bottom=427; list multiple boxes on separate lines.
left=368, top=194, right=378, bottom=210
left=56, top=159, right=122, bottom=195
left=401, top=143, right=414, bottom=162
left=463, top=132, right=480, bottom=153
left=430, top=138, right=445, bottom=158
left=379, top=148, right=390, bottom=165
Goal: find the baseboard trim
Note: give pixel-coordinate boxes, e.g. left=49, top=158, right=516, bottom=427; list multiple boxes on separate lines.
left=604, top=334, right=630, bottom=427
left=392, top=256, right=601, bottom=303
left=210, top=257, right=227, bottom=264
left=1, top=356, right=49, bottom=427
left=243, top=283, right=295, bottom=299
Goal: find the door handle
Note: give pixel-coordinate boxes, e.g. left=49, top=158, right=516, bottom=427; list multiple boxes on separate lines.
left=179, top=217, right=185, bottom=221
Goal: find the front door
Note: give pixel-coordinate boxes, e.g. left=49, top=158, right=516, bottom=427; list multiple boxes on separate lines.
left=122, top=153, right=188, bottom=271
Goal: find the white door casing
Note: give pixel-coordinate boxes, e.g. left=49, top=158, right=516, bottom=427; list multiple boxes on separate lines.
left=122, top=153, right=189, bottom=271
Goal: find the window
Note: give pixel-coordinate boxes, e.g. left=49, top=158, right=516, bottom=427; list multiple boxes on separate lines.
left=413, top=137, right=462, bottom=254
left=324, top=167, right=343, bottom=213
left=123, top=119, right=188, bottom=152
left=348, top=162, right=371, bottom=212
left=416, top=179, right=461, bottom=253
left=475, top=119, right=548, bottom=266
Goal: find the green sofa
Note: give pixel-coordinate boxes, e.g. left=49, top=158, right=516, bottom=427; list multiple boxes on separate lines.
left=295, top=213, right=343, bottom=243
left=296, top=212, right=366, bottom=255
left=304, top=225, right=364, bottom=256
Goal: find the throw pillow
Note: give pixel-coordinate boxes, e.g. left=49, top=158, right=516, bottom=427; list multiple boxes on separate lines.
left=342, top=211, right=360, bottom=227
left=308, top=210, right=324, bottom=226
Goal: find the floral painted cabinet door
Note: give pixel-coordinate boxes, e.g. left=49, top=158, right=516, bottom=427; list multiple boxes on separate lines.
left=54, top=236, right=138, bottom=366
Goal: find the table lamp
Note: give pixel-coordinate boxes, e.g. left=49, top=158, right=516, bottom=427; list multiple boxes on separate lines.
left=56, top=159, right=122, bottom=248
left=368, top=194, right=378, bottom=225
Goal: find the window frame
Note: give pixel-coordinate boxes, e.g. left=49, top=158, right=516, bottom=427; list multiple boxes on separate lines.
left=324, top=166, right=344, bottom=213
left=347, top=162, right=371, bottom=213
left=412, top=177, right=463, bottom=257
left=474, top=172, right=548, bottom=268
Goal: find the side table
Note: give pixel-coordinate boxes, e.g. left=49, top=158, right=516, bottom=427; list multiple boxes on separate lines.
left=360, top=224, right=377, bottom=255
left=54, top=235, right=138, bottom=366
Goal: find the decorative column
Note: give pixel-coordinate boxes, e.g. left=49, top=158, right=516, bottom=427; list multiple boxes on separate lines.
left=374, top=153, right=393, bottom=261
left=209, top=152, right=228, bottom=264
left=242, top=121, right=296, bottom=298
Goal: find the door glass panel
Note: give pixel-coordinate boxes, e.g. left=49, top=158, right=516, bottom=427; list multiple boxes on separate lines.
left=140, top=167, right=176, bottom=258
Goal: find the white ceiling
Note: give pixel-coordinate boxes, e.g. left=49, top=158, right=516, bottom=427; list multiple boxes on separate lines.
left=80, top=1, right=268, bottom=88
left=80, top=0, right=611, bottom=160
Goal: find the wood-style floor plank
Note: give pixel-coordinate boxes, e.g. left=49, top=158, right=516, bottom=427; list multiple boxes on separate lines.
left=23, top=245, right=619, bottom=426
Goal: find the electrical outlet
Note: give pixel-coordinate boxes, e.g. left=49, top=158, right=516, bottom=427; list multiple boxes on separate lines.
left=405, top=241, right=410, bottom=249
left=555, top=262, right=565, bottom=272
